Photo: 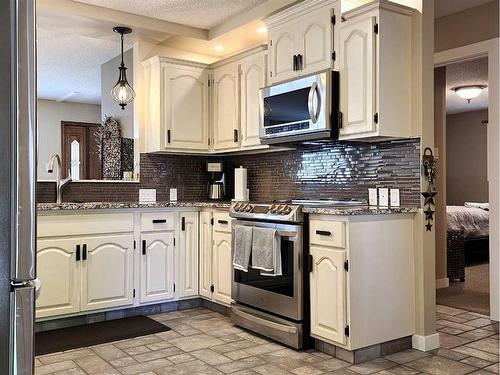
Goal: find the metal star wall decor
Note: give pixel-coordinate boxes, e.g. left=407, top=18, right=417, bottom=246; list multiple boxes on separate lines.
left=421, top=147, right=437, bottom=231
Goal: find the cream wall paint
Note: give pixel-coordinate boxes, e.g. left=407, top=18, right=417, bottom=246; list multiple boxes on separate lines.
left=37, top=99, right=101, bottom=180
left=446, top=110, right=489, bottom=205
left=434, top=1, right=499, bottom=53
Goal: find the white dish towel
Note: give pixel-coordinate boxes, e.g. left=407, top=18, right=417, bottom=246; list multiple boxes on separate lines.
left=232, top=225, right=253, bottom=272
left=251, top=227, right=282, bottom=277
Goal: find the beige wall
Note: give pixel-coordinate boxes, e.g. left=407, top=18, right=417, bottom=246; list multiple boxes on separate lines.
left=37, top=99, right=101, bottom=180
left=446, top=109, right=489, bottom=205
left=434, top=1, right=499, bottom=52
left=434, top=67, right=447, bottom=282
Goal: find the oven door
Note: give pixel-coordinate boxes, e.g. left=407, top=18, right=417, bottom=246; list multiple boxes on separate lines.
left=259, top=71, right=330, bottom=143
left=231, top=220, right=303, bottom=321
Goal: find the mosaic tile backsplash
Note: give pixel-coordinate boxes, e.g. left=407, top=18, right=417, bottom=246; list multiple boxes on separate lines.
left=37, top=138, right=421, bottom=207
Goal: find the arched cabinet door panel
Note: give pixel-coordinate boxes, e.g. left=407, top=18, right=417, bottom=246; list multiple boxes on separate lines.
left=140, top=232, right=175, bottom=303
left=81, top=235, right=134, bottom=311
left=36, top=238, right=80, bottom=318
left=179, top=212, right=199, bottom=298
left=212, top=215, right=233, bottom=305
left=310, top=245, right=347, bottom=345
left=199, top=211, right=213, bottom=299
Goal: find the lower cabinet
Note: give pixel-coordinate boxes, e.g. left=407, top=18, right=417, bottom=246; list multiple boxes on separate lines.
left=36, top=234, right=134, bottom=318
left=178, top=212, right=199, bottom=298
left=310, top=245, right=347, bottom=346
left=199, top=211, right=233, bottom=305
left=139, top=231, right=175, bottom=303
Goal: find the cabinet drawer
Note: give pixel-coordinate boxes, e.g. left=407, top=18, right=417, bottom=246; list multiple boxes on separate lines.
left=310, top=220, right=346, bottom=248
left=213, top=212, right=231, bottom=233
left=140, top=212, right=175, bottom=232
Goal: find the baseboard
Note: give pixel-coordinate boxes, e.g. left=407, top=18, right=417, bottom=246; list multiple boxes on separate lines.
left=412, top=333, right=440, bottom=351
left=436, top=278, right=449, bottom=289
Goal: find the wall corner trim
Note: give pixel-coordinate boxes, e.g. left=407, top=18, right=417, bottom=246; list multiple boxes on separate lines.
left=412, top=333, right=440, bottom=352
left=435, top=278, right=449, bottom=289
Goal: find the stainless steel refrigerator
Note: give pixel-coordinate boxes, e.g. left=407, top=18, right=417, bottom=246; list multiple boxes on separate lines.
left=0, top=0, right=37, bottom=374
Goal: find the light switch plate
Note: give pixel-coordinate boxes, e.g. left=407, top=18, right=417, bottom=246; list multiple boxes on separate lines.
left=378, top=188, right=389, bottom=207
left=139, top=189, right=156, bottom=203
left=170, top=188, right=178, bottom=202
left=368, top=188, right=378, bottom=206
left=390, top=188, right=400, bottom=207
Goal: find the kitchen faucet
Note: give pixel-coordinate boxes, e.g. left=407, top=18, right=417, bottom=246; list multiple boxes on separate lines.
left=47, top=154, right=72, bottom=204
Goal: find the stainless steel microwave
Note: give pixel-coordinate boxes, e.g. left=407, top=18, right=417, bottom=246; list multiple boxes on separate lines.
left=259, top=70, right=339, bottom=144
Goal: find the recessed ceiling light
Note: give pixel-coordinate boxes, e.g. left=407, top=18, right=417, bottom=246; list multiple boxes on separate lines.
left=256, top=26, right=267, bottom=34
left=214, top=45, right=224, bottom=52
left=452, top=85, right=487, bottom=103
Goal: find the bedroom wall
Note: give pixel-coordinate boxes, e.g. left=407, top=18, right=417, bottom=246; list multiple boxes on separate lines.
left=446, top=109, right=489, bottom=205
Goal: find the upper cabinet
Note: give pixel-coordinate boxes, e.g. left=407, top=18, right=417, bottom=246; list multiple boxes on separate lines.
left=143, top=57, right=210, bottom=152
left=338, top=1, right=414, bottom=141
left=265, top=0, right=340, bottom=84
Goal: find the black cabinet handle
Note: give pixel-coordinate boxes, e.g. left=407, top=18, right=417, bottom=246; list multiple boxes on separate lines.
left=218, top=220, right=229, bottom=225
left=297, top=54, right=303, bottom=70
left=293, top=54, right=297, bottom=71
left=316, top=230, right=332, bottom=236
left=82, top=244, right=87, bottom=260
left=76, top=245, right=81, bottom=262
left=181, top=217, right=185, bottom=231
left=233, top=129, right=238, bottom=143
left=307, top=254, right=313, bottom=273
left=167, top=129, right=171, bottom=143
left=152, top=219, right=167, bottom=224
left=142, top=240, right=146, bottom=255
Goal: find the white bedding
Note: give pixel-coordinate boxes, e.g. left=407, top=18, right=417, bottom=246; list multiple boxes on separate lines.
left=447, top=205, right=489, bottom=239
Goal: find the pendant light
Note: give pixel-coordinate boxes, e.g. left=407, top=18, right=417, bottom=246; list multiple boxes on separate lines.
left=453, top=85, right=487, bottom=104
left=110, top=26, right=135, bottom=110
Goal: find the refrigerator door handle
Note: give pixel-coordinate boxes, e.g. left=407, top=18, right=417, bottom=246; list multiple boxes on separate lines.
left=10, top=283, right=35, bottom=375
left=12, top=0, right=37, bottom=282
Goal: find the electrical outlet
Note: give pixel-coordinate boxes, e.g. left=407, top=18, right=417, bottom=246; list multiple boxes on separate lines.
left=390, top=189, right=400, bottom=207
left=170, top=188, right=178, bottom=202
left=139, top=189, right=156, bottom=203
left=368, top=188, right=378, bottom=206
left=378, top=188, right=389, bottom=207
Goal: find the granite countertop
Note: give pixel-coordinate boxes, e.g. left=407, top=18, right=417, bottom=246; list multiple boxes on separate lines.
left=302, top=205, right=419, bottom=215
left=37, top=201, right=232, bottom=211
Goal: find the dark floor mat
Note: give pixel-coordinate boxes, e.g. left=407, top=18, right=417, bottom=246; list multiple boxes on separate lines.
left=35, top=316, right=170, bottom=356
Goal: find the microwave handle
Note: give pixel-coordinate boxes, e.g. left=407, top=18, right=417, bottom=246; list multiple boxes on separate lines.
left=308, top=82, right=321, bottom=124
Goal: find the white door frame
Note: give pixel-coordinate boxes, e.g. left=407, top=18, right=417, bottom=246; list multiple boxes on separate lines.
left=434, top=38, right=500, bottom=321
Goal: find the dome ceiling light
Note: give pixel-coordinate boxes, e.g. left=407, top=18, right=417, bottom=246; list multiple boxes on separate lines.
left=452, top=85, right=487, bottom=104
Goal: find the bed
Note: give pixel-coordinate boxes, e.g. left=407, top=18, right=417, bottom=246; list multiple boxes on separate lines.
left=446, top=204, right=489, bottom=282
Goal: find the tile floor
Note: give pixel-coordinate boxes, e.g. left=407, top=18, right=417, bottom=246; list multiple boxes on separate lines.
left=35, top=305, right=499, bottom=375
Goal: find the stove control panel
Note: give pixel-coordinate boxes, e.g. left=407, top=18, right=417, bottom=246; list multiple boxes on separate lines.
left=229, top=202, right=302, bottom=223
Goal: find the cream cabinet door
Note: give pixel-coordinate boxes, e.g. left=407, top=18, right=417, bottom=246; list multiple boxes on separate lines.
left=240, top=53, right=266, bottom=148
left=268, top=24, right=298, bottom=83
left=338, top=16, right=376, bottom=138
left=36, top=238, right=80, bottom=318
left=310, top=245, right=347, bottom=345
left=140, top=232, right=175, bottom=303
left=80, top=235, right=134, bottom=311
left=212, top=229, right=232, bottom=305
left=213, top=63, right=240, bottom=150
left=199, top=211, right=213, bottom=299
left=297, top=11, right=334, bottom=76
left=165, top=64, right=210, bottom=150
left=179, top=212, right=199, bottom=298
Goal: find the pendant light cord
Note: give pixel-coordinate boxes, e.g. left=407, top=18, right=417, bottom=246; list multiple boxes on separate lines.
left=120, top=32, right=125, bottom=67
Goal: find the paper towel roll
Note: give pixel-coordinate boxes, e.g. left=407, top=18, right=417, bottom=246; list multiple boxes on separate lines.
left=234, top=166, right=248, bottom=201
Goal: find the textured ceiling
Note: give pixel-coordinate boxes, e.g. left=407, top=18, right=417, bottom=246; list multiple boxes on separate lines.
left=72, top=0, right=268, bottom=29
left=435, top=0, right=495, bottom=18
left=446, top=57, right=488, bottom=114
left=37, top=27, right=130, bottom=104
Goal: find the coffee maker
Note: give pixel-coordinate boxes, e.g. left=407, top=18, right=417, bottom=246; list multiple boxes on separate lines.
left=207, top=161, right=225, bottom=200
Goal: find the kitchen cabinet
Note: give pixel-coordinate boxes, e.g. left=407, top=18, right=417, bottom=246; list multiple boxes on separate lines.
left=178, top=212, right=199, bottom=298
left=199, top=210, right=233, bottom=305
left=338, top=1, right=414, bottom=141
left=266, top=0, right=340, bottom=84
left=139, top=232, right=175, bottom=303
left=308, top=214, right=415, bottom=350
left=240, top=52, right=267, bottom=148
left=212, top=62, right=240, bottom=151
left=310, top=245, right=347, bottom=346
left=81, top=235, right=134, bottom=311
left=143, top=57, right=210, bottom=152
left=36, top=238, right=80, bottom=318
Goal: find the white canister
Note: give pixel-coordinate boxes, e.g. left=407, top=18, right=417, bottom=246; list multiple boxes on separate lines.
left=234, top=166, right=249, bottom=201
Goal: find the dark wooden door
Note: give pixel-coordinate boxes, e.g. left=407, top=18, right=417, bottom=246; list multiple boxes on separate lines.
left=61, top=121, right=101, bottom=179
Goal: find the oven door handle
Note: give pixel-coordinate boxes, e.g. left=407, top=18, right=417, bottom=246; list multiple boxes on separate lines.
left=308, top=82, right=321, bottom=124
left=231, top=306, right=298, bottom=334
